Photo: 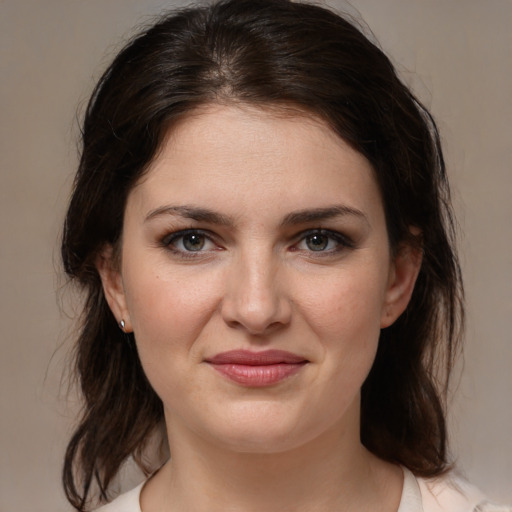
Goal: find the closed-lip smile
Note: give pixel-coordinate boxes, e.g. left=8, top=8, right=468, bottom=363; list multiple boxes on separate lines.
left=205, top=349, right=308, bottom=387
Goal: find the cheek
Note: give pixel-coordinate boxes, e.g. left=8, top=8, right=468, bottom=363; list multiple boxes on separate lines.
left=298, top=269, right=386, bottom=343
left=296, top=267, right=387, bottom=394
left=122, top=266, right=222, bottom=374
left=126, top=267, right=212, bottom=328
left=122, top=269, right=221, bottom=403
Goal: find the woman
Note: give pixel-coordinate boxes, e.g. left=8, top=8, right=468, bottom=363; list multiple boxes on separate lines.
left=61, top=0, right=510, bottom=511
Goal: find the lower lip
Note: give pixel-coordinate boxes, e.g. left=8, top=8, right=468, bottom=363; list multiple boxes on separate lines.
left=209, top=363, right=306, bottom=387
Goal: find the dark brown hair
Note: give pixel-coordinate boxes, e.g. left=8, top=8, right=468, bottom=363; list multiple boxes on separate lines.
left=62, top=0, right=463, bottom=509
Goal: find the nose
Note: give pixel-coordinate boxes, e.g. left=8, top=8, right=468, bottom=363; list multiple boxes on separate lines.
left=220, top=250, right=292, bottom=336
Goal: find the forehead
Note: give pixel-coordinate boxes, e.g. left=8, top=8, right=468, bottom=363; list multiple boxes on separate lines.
left=128, top=104, right=382, bottom=222
left=156, top=104, right=353, bottom=168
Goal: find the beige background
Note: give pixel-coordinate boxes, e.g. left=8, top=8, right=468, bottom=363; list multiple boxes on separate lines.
left=1, top=0, right=511, bottom=510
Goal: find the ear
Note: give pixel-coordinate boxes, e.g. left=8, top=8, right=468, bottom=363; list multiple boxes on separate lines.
left=96, top=245, right=132, bottom=332
left=380, top=240, right=422, bottom=328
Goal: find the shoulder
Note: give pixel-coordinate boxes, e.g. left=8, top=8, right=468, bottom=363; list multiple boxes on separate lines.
left=94, top=482, right=144, bottom=512
left=417, top=472, right=512, bottom=512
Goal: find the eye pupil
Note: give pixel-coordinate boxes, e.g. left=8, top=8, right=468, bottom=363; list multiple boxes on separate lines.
left=306, top=234, right=328, bottom=251
left=183, top=233, right=205, bottom=251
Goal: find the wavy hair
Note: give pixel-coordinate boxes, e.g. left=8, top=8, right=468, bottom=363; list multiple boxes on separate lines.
left=61, top=0, right=464, bottom=509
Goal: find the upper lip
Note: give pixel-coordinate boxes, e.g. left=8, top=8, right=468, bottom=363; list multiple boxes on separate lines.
left=206, top=350, right=307, bottom=365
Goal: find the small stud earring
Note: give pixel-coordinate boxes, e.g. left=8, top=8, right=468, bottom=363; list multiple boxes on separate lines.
left=119, top=319, right=126, bottom=331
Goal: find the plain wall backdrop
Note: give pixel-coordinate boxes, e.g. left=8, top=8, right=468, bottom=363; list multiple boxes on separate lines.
left=1, top=1, right=511, bottom=510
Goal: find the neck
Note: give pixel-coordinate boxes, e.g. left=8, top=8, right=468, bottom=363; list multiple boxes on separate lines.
left=141, top=406, right=402, bottom=512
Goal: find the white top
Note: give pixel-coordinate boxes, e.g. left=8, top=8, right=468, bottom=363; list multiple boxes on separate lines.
left=96, top=467, right=511, bottom=512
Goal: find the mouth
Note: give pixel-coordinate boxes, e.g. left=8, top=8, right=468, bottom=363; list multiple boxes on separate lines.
left=205, top=350, right=308, bottom=387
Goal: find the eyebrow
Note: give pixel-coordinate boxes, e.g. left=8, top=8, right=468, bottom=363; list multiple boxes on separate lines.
left=280, top=205, right=368, bottom=227
left=144, top=205, right=234, bottom=225
left=144, top=204, right=368, bottom=226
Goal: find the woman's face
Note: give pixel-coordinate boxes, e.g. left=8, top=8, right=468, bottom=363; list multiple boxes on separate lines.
left=100, top=105, right=419, bottom=454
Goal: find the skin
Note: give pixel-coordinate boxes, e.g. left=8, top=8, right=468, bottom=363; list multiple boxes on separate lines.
left=98, top=104, right=422, bottom=512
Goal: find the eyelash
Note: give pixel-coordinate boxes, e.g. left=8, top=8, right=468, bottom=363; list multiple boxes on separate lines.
left=161, top=229, right=221, bottom=259
left=292, top=229, right=354, bottom=255
left=161, top=228, right=354, bottom=259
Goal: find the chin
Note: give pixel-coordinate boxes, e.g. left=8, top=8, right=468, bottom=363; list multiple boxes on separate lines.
left=194, top=400, right=336, bottom=455
left=211, top=427, right=306, bottom=455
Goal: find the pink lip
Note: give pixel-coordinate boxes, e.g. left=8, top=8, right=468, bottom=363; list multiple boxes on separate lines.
left=206, top=350, right=308, bottom=387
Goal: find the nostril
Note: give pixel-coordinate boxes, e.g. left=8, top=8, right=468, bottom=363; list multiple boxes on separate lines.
left=227, top=319, right=289, bottom=337
left=266, top=321, right=285, bottom=333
